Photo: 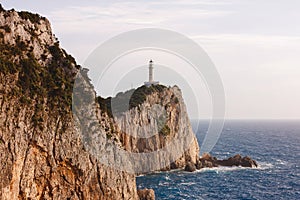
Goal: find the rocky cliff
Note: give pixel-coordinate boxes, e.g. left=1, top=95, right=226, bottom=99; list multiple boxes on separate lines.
left=0, top=6, right=138, bottom=199
left=0, top=5, right=200, bottom=199
left=113, top=85, right=199, bottom=171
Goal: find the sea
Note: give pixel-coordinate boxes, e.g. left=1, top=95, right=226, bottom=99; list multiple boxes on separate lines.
left=136, top=120, right=300, bottom=200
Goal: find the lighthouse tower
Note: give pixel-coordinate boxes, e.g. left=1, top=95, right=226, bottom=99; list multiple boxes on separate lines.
left=149, top=60, right=154, bottom=82
left=144, top=60, right=159, bottom=87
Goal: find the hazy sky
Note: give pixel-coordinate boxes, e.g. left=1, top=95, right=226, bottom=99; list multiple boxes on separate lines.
left=2, top=0, right=300, bottom=119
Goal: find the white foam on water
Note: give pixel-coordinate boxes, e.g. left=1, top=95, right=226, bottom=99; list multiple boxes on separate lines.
left=275, top=159, right=288, bottom=166
left=195, top=162, right=274, bottom=173
left=179, top=182, right=196, bottom=186
left=257, top=162, right=274, bottom=170
left=197, top=166, right=244, bottom=173
left=158, top=181, right=169, bottom=186
left=165, top=174, right=171, bottom=181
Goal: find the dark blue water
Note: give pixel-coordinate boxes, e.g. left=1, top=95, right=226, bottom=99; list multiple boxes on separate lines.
left=136, top=120, right=300, bottom=199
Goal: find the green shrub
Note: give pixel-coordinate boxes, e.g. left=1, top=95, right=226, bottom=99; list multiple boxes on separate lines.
left=174, top=97, right=179, bottom=104
left=129, top=84, right=166, bottom=109
left=41, top=54, right=47, bottom=61
left=159, top=124, right=171, bottom=136
left=96, top=84, right=167, bottom=117
left=0, top=4, right=5, bottom=12
left=49, top=43, right=62, bottom=59
left=0, top=57, right=17, bottom=74
left=106, top=133, right=112, bottom=139
left=20, top=96, right=31, bottom=104
left=97, top=96, right=112, bottom=117
left=17, top=41, right=27, bottom=51
left=0, top=25, right=11, bottom=33
left=18, top=11, right=44, bottom=24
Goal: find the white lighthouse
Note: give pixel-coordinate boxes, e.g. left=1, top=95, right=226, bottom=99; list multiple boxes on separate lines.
left=144, top=60, right=159, bottom=87
left=149, top=60, right=154, bottom=82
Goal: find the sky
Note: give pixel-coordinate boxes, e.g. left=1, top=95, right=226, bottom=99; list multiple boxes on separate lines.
left=2, top=0, right=300, bottom=119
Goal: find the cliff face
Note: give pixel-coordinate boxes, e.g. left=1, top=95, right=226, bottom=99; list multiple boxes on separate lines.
left=0, top=7, right=138, bottom=200
left=0, top=5, right=200, bottom=200
left=77, top=83, right=200, bottom=174
left=114, top=86, right=199, bottom=171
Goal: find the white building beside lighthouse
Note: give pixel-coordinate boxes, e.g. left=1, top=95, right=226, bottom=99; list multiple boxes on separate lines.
left=144, top=60, right=159, bottom=87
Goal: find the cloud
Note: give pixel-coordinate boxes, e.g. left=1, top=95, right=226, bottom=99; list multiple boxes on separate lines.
left=191, top=34, right=300, bottom=48
left=48, top=0, right=233, bottom=34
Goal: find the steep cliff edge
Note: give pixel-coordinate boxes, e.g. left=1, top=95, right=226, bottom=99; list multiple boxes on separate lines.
left=0, top=7, right=138, bottom=199
left=0, top=5, right=200, bottom=199
left=111, top=85, right=199, bottom=171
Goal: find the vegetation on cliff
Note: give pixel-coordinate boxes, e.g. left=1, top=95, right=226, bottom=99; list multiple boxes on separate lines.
left=97, top=84, right=167, bottom=117
left=0, top=26, right=78, bottom=110
left=18, top=11, right=46, bottom=24
left=0, top=5, right=140, bottom=199
left=129, top=84, right=167, bottom=108
left=0, top=4, right=5, bottom=12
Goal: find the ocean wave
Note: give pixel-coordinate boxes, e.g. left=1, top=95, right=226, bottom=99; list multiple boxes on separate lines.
left=195, top=162, right=274, bottom=173
left=196, top=166, right=245, bottom=173
left=257, top=162, right=274, bottom=170
left=275, top=159, right=289, bottom=166
left=164, top=174, right=171, bottom=181
left=137, top=121, right=300, bottom=199
left=158, top=181, right=170, bottom=186
left=179, top=182, right=196, bottom=186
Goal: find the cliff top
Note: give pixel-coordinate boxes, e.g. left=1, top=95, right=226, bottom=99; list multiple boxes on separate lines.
left=0, top=4, right=80, bottom=114
left=96, top=84, right=179, bottom=117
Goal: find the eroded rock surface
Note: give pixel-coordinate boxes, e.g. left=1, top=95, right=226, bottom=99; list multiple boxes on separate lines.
left=137, top=189, right=155, bottom=200
left=184, top=153, right=258, bottom=172
left=0, top=6, right=138, bottom=200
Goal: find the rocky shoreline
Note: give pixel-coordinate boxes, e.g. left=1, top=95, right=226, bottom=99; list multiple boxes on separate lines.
left=184, top=153, right=258, bottom=172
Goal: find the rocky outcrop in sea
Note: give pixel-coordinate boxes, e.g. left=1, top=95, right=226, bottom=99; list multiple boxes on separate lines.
left=184, top=153, right=258, bottom=172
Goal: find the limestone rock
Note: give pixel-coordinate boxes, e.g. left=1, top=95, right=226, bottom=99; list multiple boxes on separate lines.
left=114, top=85, right=200, bottom=172
left=216, top=154, right=258, bottom=168
left=195, top=159, right=203, bottom=170
left=137, top=189, right=155, bottom=200
left=241, top=156, right=258, bottom=167
left=0, top=6, right=138, bottom=200
left=184, top=162, right=196, bottom=172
